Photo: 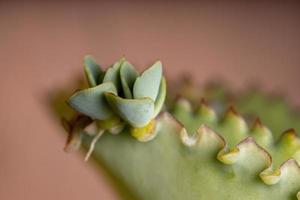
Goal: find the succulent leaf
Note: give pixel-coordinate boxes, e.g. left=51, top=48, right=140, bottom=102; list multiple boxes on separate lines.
left=103, top=58, right=124, bottom=93
left=153, top=77, right=167, bottom=118
left=68, top=82, right=117, bottom=120
left=79, top=111, right=300, bottom=200
left=84, top=55, right=103, bottom=87
left=120, top=61, right=139, bottom=98
left=133, top=61, right=162, bottom=101
left=105, top=92, right=155, bottom=128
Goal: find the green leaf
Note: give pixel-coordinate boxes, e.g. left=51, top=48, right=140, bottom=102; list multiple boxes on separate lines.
left=81, top=117, right=300, bottom=200
left=105, top=93, right=154, bottom=128
left=133, top=61, right=162, bottom=101
left=84, top=55, right=103, bottom=87
left=103, top=58, right=124, bottom=93
left=68, top=82, right=117, bottom=120
left=153, top=77, right=166, bottom=117
left=120, top=61, right=139, bottom=98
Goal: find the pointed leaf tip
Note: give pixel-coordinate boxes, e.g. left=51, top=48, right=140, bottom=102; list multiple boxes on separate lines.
left=133, top=61, right=162, bottom=101
left=278, top=128, right=300, bottom=146
left=281, top=128, right=297, bottom=137
left=103, top=58, right=123, bottom=92
left=84, top=55, right=103, bottom=87
left=251, top=118, right=273, bottom=148
left=226, top=106, right=240, bottom=116
left=253, top=118, right=263, bottom=128
left=120, top=60, right=139, bottom=99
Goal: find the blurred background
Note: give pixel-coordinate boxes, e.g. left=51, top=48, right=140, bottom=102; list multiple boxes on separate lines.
left=1, top=1, right=300, bottom=199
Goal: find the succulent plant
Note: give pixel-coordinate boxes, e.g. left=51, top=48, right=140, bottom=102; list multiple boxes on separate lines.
left=59, top=56, right=300, bottom=200
left=66, top=56, right=166, bottom=159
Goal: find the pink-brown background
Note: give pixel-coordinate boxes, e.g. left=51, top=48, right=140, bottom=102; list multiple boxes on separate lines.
left=1, top=1, right=300, bottom=199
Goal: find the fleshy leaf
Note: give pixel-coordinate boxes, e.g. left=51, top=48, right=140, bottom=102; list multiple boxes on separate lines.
left=103, top=58, right=124, bottom=93
left=84, top=55, right=103, bottom=87
left=79, top=114, right=300, bottom=200
left=105, top=92, right=154, bottom=128
left=153, top=77, right=166, bottom=117
left=133, top=61, right=162, bottom=101
left=120, top=61, right=139, bottom=98
left=68, top=82, right=117, bottom=120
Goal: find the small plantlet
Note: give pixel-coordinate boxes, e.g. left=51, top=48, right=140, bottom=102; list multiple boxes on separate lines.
left=60, top=56, right=300, bottom=200
left=66, top=56, right=166, bottom=160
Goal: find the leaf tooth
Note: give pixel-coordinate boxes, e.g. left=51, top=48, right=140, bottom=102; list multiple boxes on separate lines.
left=217, top=147, right=240, bottom=165
left=196, top=98, right=217, bottom=123
left=252, top=117, right=263, bottom=128
left=250, top=118, right=274, bottom=148
left=223, top=106, right=246, bottom=127
left=180, top=124, right=225, bottom=149
left=180, top=127, right=198, bottom=147
left=277, top=129, right=300, bottom=163
left=260, top=158, right=300, bottom=187
left=235, top=137, right=272, bottom=164
left=173, top=97, right=193, bottom=114
left=218, top=137, right=272, bottom=175
left=259, top=167, right=281, bottom=185
left=278, top=158, right=300, bottom=182
left=278, top=128, right=300, bottom=146
left=196, top=125, right=225, bottom=149
left=159, top=112, right=198, bottom=146
left=162, top=112, right=225, bottom=151
left=226, top=106, right=239, bottom=115
left=220, top=106, right=248, bottom=146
